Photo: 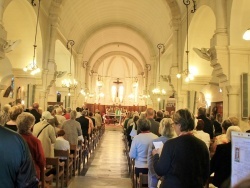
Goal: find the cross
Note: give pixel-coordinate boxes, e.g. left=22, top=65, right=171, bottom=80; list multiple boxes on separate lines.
left=113, top=78, right=123, bottom=97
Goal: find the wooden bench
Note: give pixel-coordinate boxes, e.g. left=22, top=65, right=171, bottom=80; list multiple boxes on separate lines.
left=54, top=149, right=73, bottom=186
left=137, top=173, right=148, bottom=188
left=70, top=144, right=80, bottom=176
left=46, top=157, right=65, bottom=188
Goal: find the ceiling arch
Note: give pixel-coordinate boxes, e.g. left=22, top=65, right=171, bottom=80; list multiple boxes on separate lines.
left=3, top=0, right=43, bottom=70
left=86, top=42, right=148, bottom=68
left=185, top=5, right=215, bottom=76
left=230, top=0, right=250, bottom=47
left=91, top=51, right=144, bottom=76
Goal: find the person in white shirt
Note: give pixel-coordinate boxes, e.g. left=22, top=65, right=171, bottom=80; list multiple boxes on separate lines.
left=54, top=129, right=70, bottom=160
left=193, top=119, right=211, bottom=149
left=54, top=129, right=70, bottom=151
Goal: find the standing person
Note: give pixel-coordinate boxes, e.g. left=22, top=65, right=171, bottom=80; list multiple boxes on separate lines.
left=76, top=110, right=90, bottom=140
left=145, top=108, right=160, bottom=136
left=0, top=126, right=38, bottom=187
left=64, top=107, right=71, bottom=120
left=126, top=115, right=140, bottom=148
left=193, top=119, right=211, bottom=149
left=4, top=105, right=23, bottom=131
left=16, top=112, right=46, bottom=180
left=129, top=118, right=158, bottom=178
left=94, top=109, right=102, bottom=128
left=0, top=104, right=11, bottom=126
left=152, top=109, right=210, bottom=188
left=62, top=110, right=82, bottom=145
left=155, top=110, right=163, bottom=123
left=213, top=113, right=223, bottom=136
left=197, top=107, right=214, bottom=139
left=148, top=118, right=176, bottom=188
left=29, top=102, right=41, bottom=124
left=55, top=107, right=66, bottom=128
left=210, top=126, right=242, bottom=188
left=210, top=119, right=232, bottom=156
left=47, top=105, right=59, bottom=128
left=33, top=111, right=57, bottom=157
left=89, top=111, right=96, bottom=127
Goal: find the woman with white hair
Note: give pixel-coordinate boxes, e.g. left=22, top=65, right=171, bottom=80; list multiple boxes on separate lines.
left=16, top=112, right=45, bottom=180
left=0, top=104, right=11, bottom=126
left=148, top=118, right=176, bottom=188
left=62, top=110, right=82, bottom=145
left=33, top=111, right=57, bottom=157
left=4, top=105, right=23, bottom=131
left=210, top=126, right=242, bottom=188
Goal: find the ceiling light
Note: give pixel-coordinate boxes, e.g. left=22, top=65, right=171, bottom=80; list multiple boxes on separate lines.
left=23, top=0, right=41, bottom=75
left=243, top=28, right=250, bottom=40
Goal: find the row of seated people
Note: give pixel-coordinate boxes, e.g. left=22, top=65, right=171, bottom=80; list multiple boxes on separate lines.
left=1, top=104, right=105, bottom=188
left=122, top=108, right=245, bottom=188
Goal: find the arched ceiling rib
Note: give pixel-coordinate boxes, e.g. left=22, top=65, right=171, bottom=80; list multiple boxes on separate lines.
left=58, top=0, right=173, bottom=53
left=86, top=42, right=148, bottom=68
left=92, top=51, right=144, bottom=75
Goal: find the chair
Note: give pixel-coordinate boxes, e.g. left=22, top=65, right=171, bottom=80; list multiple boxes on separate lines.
left=137, top=173, right=148, bottom=188
left=46, top=157, right=65, bottom=188
left=70, top=144, right=80, bottom=176
left=54, top=149, right=73, bottom=186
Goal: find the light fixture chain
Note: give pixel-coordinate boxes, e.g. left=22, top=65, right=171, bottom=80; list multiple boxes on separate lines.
left=186, top=2, right=189, bottom=74
left=33, top=0, right=41, bottom=68
left=67, top=40, right=75, bottom=75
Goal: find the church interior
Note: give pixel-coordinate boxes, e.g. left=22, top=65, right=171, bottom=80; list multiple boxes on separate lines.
left=1, top=0, right=250, bottom=187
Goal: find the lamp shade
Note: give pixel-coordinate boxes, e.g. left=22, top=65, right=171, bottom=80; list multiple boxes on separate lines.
left=243, top=28, right=250, bottom=40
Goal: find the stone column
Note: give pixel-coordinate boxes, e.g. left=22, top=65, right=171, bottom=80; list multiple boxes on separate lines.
left=226, top=85, right=240, bottom=118
left=40, top=13, right=61, bottom=110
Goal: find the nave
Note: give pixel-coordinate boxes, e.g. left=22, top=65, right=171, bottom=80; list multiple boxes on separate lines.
left=68, top=125, right=131, bottom=188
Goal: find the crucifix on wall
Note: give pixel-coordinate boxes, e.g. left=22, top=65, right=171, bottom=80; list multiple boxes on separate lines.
left=112, top=78, right=124, bottom=103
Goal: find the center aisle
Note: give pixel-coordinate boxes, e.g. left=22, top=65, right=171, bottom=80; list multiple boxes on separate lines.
left=68, top=125, right=132, bottom=188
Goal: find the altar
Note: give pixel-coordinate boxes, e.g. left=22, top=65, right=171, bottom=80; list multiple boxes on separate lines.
left=105, top=112, right=126, bottom=125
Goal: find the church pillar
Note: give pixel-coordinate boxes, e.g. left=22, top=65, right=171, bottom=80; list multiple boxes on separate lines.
left=226, top=85, right=240, bottom=118
left=39, top=8, right=61, bottom=109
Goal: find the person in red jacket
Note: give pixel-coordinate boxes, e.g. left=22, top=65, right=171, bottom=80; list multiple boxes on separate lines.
left=16, top=112, right=46, bottom=180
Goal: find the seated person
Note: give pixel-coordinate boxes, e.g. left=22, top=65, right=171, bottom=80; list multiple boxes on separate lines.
left=54, top=129, right=70, bottom=160
left=129, top=118, right=158, bottom=177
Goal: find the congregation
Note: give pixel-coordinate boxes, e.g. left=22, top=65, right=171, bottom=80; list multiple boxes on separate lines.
left=0, top=102, right=250, bottom=188
left=0, top=102, right=104, bottom=188
left=123, top=107, right=250, bottom=188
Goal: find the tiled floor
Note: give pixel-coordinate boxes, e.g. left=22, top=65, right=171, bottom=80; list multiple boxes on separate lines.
left=68, top=125, right=132, bottom=188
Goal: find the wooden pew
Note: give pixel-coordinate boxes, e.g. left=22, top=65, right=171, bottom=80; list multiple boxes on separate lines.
left=137, top=173, right=148, bottom=188
left=70, top=144, right=80, bottom=176
left=54, top=149, right=73, bottom=186
left=46, top=157, right=65, bottom=188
